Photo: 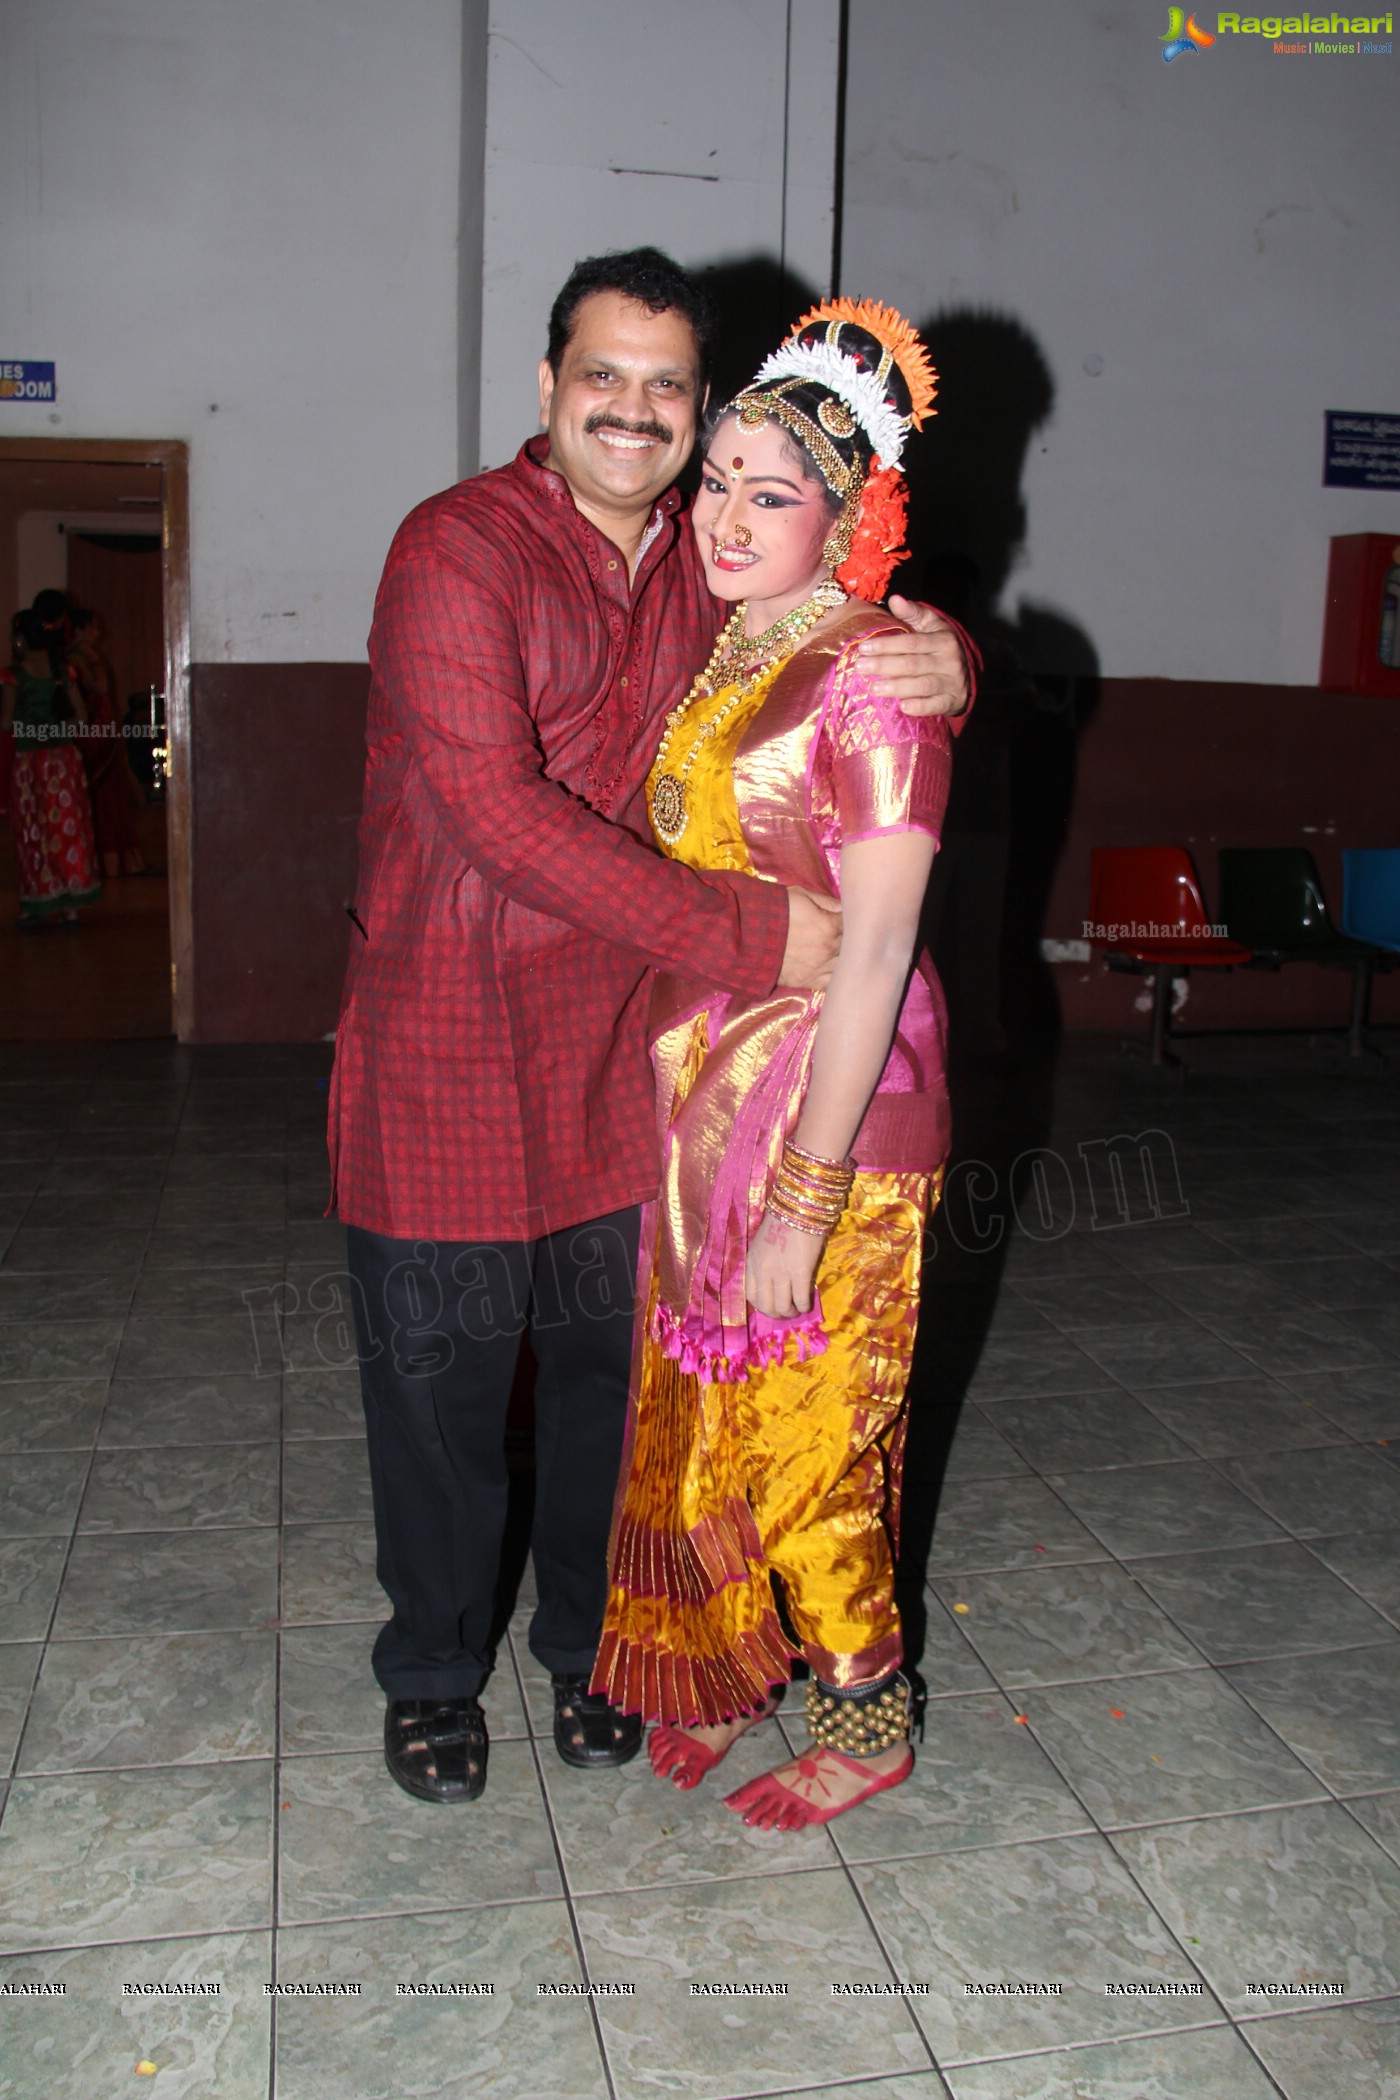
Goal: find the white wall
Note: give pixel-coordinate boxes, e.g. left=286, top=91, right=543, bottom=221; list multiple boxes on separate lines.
left=843, top=3, right=1399, bottom=683
left=478, top=0, right=842, bottom=469
left=0, top=0, right=464, bottom=663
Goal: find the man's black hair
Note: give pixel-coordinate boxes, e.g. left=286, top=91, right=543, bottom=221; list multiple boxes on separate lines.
left=546, top=247, right=715, bottom=388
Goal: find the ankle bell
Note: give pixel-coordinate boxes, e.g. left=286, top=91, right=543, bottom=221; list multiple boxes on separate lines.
left=805, top=1670, right=911, bottom=1758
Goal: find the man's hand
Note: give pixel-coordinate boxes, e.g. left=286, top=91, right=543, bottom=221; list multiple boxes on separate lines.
left=855, top=596, right=972, bottom=718
left=779, top=887, right=842, bottom=989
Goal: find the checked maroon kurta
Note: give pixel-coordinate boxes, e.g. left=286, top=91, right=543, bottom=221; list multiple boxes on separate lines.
left=329, top=438, right=789, bottom=1243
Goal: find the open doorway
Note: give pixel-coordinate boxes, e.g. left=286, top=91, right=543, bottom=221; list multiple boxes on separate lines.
left=0, top=440, right=190, bottom=1041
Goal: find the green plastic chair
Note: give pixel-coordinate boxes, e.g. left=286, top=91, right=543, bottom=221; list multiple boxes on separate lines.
left=1217, top=847, right=1389, bottom=1057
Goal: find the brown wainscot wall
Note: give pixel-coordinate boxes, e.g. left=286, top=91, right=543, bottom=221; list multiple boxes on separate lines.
left=1037, top=680, right=1400, bottom=1036
left=185, top=667, right=1400, bottom=1043
left=189, top=663, right=369, bottom=1042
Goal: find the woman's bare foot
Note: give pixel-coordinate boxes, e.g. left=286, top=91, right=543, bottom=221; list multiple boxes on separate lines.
left=723, top=1741, right=912, bottom=1829
left=648, top=1696, right=781, bottom=1789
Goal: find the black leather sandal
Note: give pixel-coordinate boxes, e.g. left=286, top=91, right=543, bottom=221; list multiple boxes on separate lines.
left=551, top=1674, right=644, bottom=1769
left=384, top=1697, right=488, bottom=1803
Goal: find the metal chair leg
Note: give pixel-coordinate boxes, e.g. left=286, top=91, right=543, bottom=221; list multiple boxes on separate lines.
left=1348, top=957, right=1372, bottom=1059
left=1149, top=969, right=1177, bottom=1066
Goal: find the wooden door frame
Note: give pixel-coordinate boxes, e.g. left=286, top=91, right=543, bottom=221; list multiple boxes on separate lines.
left=0, top=437, right=192, bottom=1038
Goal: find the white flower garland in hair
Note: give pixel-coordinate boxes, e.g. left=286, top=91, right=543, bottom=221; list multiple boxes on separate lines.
left=749, top=338, right=911, bottom=471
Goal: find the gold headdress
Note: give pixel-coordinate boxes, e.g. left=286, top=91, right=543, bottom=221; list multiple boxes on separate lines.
left=727, top=298, right=938, bottom=599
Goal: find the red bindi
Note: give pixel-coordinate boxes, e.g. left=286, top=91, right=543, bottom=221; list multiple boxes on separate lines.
left=731, top=457, right=744, bottom=471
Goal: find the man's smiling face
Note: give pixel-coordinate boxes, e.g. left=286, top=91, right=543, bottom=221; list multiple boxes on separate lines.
left=538, top=290, right=704, bottom=534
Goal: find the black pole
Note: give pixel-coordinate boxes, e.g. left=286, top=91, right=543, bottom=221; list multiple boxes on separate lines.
left=830, top=0, right=851, bottom=295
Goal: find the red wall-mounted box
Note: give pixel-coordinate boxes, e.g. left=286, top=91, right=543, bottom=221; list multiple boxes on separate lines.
left=1320, top=533, right=1400, bottom=697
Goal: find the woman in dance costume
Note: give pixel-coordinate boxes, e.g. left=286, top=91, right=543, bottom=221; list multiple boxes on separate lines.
left=592, top=301, right=959, bottom=1829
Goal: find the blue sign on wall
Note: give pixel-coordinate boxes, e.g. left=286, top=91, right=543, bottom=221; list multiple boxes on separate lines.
left=1325, top=411, right=1400, bottom=490
left=0, top=361, right=56, bottom=403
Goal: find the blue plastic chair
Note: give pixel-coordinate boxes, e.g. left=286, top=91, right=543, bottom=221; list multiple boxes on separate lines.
left=1342, top=850, right=1400, bottom=955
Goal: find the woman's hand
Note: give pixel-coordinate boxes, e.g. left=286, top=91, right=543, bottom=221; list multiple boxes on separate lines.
left=745, top=1210, right=824, bottom=1317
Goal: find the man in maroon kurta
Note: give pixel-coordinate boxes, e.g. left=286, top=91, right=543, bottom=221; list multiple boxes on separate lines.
left=330, top=250, right=969, bottom=1804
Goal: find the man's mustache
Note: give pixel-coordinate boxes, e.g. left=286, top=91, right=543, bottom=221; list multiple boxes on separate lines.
left=583, top=412, right=673, bottom=444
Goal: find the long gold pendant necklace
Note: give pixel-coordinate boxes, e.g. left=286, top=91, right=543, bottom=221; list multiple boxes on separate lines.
left=650, top=579, right=847, bottom=845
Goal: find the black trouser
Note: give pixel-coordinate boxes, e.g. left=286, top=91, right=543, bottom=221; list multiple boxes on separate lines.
left=345, top=1208, right=641, bottom=1702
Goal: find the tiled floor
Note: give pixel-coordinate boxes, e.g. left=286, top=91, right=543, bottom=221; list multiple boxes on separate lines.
left=1, top=1035, right=1398, bottom=2098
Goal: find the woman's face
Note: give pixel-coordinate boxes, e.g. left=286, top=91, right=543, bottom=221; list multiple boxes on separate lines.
left=692, top=413, right=835, bottom=619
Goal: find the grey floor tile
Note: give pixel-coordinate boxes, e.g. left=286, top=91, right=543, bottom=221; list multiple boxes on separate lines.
left=285, top=1219, right=350, bottom=1263
left=909, top=1596, right=999, bottom=1699
left=1280, top=1364, right=1400, bottom=1441
left=280, top=1522, right=383, bottom=1626
left=1220, top=1444, right=1400, bottom=1537
left=276, top=1743, right=559, bottom=1925
left=855, top=1833, right=1220, bottom=2065
left=1044, top=1460, right=1289, bottom=1558
left=927, top=1476, right=1111, bottom=1577
left=1224, top=1642, right=1400, bottom=1795
left=1208, top=1218, right=1360, bottom=1260
left=943, top=2025, right=1278, bottom=2100
left=1147, top=1262, right=1296, bottom=1322
left=273, top=1905, right=608, bottom=2100
left=982, top=1294, right=1060, bottom=1339
left=115, top=1314, right=263, bottom=1381
left=1113, top=1802, right=1400, bottom=2015
left=1128, top=1540, right=1396, bottom=1664
left=99, top=1373, right=281, bottom=1447
left=0, top=1644, right=42, bottom=1768
left=939, top=1408, right=1035, bottom=1482
left=154, top=1193, right=286, bottom=1234
left=21, top=1194, right=158, bottom=1235
left=282, top=1368, right=364, bottom=1439
left=1022, top=1668, right=1324, bottom=1828
left=576, top=1870, right=931, bottom=2100
left=1261, top=1253, right=1400, bottom=1310
left=979, top=1393, right=1195, bottom=1474
left=79, top=1442, right=279, bottom=1532
left=0, top=1536, right=67, bottom=1642
left=38, top=1157, right=167, bottom=1194
left=0, top=1931, right=271, bottom=2100
left=1069, top=1322, right=1253, bottom=1388
left=142, top=1223, right=286, bottom=1270
left=0, top=1319, right=123, bottom=1383
left=1243, top=1997, right=1400, bottom=2100
left=1346, top=1791, right=1400, bottom=1870
left=1334, top=1302, right=1400, bottom=1357
left=808, top=1690, right=1094, bottom=1862
left=0, top=1450, right=90, bottom=1538
left=931, top=1560, right=1204, bottom=1688
left=1098, top=1220, right=1246, bottom=1272
left=1133, top=1375, right=1343, bottom=1457
left=762, top=2081, right=950, bottom=2100
left=0, top=1378, right=106, bottom=1453
left=0, top=1270, right=135, bottom=1322
left=53, top=1527, right=279, bottom=1637
left=542, top=1715, right=841, bottom=1894
left=966, top=1335, right=1114, bottom=1400
left=1010, top=1270, right=1175, bottom=1328
left=1308, top=1531, right=1400, bottom=1627
left=1203, top=1309, right=1390, bottom=1376
left=129, top=1263, right=284, bottom=1318
left=0, top=1760, right=274, bottom=1950
left=0, top=1226, right=143, bottom=1273
left=282, top=1437, right=372, bottom=1524
left=18, top=1630, right=276, bottom=1773
left=279, top=1310, right=363, bottom=1378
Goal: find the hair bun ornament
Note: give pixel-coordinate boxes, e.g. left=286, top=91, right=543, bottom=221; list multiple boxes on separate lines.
left=750, top=297, right=937, bottom=472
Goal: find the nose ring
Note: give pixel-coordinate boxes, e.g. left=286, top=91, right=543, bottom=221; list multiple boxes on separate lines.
left=733, top=526, right=752, bottom=547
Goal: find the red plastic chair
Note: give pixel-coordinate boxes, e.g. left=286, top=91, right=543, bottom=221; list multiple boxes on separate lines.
left=1089, top=847, right=1252, bottom=1065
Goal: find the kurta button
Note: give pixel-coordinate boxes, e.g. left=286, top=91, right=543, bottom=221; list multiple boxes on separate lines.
left=620, top=676, right=629, bottom=687
left=607, top=559, right=618, bottom=571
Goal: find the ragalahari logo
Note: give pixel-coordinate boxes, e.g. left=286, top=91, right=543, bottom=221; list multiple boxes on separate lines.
left=1161, top=7, right=1218, bottom=54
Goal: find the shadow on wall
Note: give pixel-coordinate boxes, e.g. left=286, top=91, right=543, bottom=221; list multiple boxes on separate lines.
left=892, top=310, right=1105, bottom=1681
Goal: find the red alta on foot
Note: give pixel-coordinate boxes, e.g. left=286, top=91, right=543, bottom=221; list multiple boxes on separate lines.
left=722, top=1745, right=914, bottom=1829
left=647, top=1697, right=781, bottom=1790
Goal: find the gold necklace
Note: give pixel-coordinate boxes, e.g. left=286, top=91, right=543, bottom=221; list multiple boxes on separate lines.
left=650, top=579, right=847, bottom=845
